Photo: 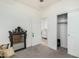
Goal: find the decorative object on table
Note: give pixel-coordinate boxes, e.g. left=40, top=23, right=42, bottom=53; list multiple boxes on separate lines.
left=9, top=26, right=27, bottom=52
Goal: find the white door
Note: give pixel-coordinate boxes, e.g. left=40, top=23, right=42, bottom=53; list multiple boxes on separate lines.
left=68, top=11, right=79, bottom=57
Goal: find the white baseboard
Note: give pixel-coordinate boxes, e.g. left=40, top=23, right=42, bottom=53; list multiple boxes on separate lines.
left=27, top=42, right=41, bottom=48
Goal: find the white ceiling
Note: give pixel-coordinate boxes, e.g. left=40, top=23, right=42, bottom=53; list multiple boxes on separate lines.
left=15, top=0, right=61, bottom=11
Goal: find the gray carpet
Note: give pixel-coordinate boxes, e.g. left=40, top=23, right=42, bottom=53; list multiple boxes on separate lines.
left=12, top=44, right=76, bottom=58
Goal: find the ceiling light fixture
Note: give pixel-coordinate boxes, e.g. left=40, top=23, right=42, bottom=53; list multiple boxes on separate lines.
left=40, top=0, right=44, bottom=2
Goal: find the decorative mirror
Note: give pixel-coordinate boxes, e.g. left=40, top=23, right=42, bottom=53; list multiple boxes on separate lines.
left=9, top=27, right=27, bottom=52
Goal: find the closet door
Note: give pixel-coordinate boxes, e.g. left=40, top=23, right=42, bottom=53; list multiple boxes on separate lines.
left=68, top=11, right=79, bottom=57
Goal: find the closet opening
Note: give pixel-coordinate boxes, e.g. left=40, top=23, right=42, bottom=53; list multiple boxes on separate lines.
left=57, top=13, right=68, bottom=52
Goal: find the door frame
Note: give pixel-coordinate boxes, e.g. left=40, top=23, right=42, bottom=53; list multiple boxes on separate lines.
left=57, top=13, right=68, bottom=51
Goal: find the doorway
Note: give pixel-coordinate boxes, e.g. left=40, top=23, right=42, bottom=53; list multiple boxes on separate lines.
left=41, top=19, right=48, bottom=46
left=57, top=13, right=68, bottom=51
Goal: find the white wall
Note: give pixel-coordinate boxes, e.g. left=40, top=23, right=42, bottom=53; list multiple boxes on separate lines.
left=43, top=0, right=79, bottom=57
left=0, top=0, right=41, bottom=47
left=31, top=15, right=41, bottom=46
left=47, top=15, right=57, bottom=50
